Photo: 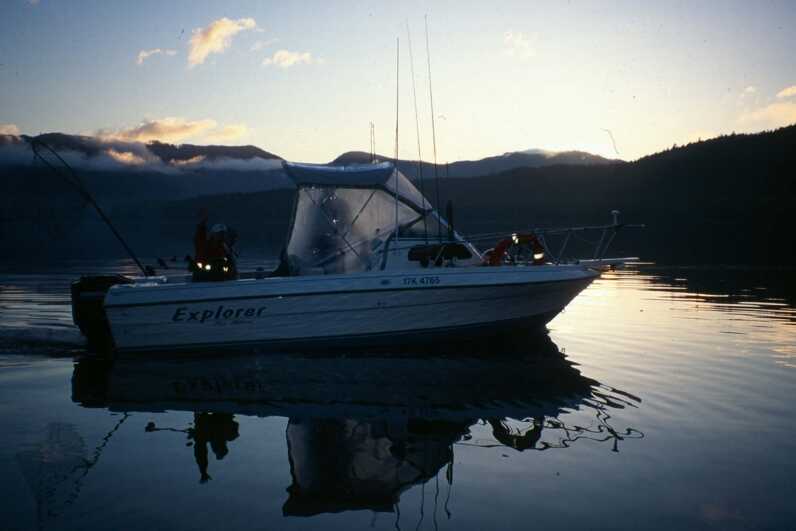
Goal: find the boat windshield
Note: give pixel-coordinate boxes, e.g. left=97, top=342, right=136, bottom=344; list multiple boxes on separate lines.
left=283, top=162, right=432, bottom=275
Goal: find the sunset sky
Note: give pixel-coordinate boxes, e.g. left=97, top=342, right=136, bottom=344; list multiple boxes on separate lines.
left=1, top=0, right=795, bottom=162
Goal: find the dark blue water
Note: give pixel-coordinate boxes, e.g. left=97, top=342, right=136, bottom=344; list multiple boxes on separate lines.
left=0, top=262, right=794, bottom=530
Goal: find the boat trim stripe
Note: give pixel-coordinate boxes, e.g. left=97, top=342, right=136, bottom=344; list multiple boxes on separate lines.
left=104, top=277, right=588, bottom=309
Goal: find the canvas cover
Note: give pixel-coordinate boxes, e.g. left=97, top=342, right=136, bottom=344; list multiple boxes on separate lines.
left=282, top=162, right=435, bottom=274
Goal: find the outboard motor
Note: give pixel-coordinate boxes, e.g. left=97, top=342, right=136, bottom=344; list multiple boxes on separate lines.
left=70, top=275, right=132, bottom=353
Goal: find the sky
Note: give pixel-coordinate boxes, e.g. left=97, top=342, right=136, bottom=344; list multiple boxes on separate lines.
left=1, top=0, right=795, bottom=162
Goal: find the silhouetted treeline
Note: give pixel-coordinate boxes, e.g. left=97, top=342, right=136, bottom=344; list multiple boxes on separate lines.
left=434, top=126, right=795, bottom=265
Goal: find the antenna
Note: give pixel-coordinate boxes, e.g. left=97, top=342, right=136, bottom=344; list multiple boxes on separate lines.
left=369, top=121, right=376, bottom=162
left=394, top=37, right=400, bottom=239
left=406, top=20, right=428, bottom=242
left=425, top=14, right=442, bottom=242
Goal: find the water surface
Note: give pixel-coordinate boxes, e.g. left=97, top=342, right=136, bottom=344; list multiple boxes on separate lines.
left=0, top=262, right=794, bottom=531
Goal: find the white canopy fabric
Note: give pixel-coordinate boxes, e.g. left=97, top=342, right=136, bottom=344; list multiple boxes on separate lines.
left=282, top=161, right=432, bottom=214
left=283, top=162, right=442, bottom=274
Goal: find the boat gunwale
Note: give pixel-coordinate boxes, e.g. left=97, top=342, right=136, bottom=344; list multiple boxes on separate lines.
left=104, top=267, right=598, bottom=309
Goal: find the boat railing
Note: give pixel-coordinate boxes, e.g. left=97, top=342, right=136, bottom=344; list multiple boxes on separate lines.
left=464, top=210, right=645, bottom=266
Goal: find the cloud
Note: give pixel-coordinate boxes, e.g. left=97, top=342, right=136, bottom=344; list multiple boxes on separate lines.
left=106, top=149, right=148, bottom=165
left=776, top=85, right=796, bottom=99
left=188, top=157, right=284, bottom=172
left=262, top=49, right=315, bottom=68
left=96, top=117, right=253, bottom=145
left=160, top=153, right=285, bottom=172
left=739, top=100, right=796, bottom=129
left=250, top=38, right=277, bottom=52
left=503, top=31, right=536, bottom=59
left=743, top=86, right=757, bottom=94
left=188, top=17, right=257, bottom=67
left=0, top=123, right=21, bottom=136
left=204, top=123, right=249, bottom=142
left=170, top=155, right=206, bottom=167
left=136, top=48, right=177, bottom=65
left=0, top=136, right=284, bottom=176
left=98, top=117, right=218, bottom=143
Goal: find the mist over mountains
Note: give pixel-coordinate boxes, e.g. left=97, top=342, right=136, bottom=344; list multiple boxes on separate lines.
left=1, top=126, right=794, bottom=266
left=332, top=148, right=618, bottom=179
left=0, top=131, right=615, bottom=212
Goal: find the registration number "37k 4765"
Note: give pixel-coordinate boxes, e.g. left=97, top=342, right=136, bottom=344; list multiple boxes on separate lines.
left=403, top=276, right=441, bottom=286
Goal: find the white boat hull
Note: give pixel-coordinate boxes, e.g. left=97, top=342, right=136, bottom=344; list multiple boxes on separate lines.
left=103, top=266, right=597, bottom=353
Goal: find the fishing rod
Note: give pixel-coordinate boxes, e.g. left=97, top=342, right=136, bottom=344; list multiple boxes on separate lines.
left=425, top=14, right=442, bottom=243
left=27, top=137, right=150, bottom=276
left=406, top=20, right=429, bottom=243
left=394, top=37, right=400, bottom=240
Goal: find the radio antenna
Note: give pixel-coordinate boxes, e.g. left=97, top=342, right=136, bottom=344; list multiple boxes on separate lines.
left=406, top=20, right=428, bottom=242
left=369, top=121, right=375, bottom=162
left=425, top=14, right=442, bottom=242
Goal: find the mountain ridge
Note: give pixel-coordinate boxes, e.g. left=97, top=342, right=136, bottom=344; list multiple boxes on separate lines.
left=1, top=132, right=615, bottom=178
left=330, top=148, right=619, bottom=179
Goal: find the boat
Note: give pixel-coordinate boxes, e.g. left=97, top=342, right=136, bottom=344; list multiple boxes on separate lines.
left=71, top=161, right=631, bottom=354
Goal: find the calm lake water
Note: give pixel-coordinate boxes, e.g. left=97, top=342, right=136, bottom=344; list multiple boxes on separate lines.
left=0, top=261, right=794, bottom=531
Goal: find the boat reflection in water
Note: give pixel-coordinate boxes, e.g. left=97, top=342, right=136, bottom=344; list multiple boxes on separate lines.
left=71, top=334, right=643, bottom=517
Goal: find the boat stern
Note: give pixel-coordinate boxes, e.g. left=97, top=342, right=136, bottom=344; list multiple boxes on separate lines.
left=71, top=275, right=132, bottom=353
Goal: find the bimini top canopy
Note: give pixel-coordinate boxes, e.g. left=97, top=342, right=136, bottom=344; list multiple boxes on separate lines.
left=283, top=161, right=431, bottom=213
left=281, top=161, right=439, bottom=275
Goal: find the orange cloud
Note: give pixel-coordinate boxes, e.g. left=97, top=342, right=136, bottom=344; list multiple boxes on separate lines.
left=776, top=85, right=796, bottom=99
left=188, top=17, right=256, bottom=67
left=106, top=149, right=148, bottom=165
left=98, top=117, right=218, bottom=143
left=97, top=117, right=252, bottom=144
left=262, top=49, right=315, bottom=68
left=0, top=123, right=21, bottom=135
left=136, top=48, right=177, bottom=65
left=739, top=101, right=796, bottom=129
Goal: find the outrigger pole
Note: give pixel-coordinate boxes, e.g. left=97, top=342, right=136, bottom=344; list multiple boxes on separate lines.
left=27, top=137, right=150, bottom=276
